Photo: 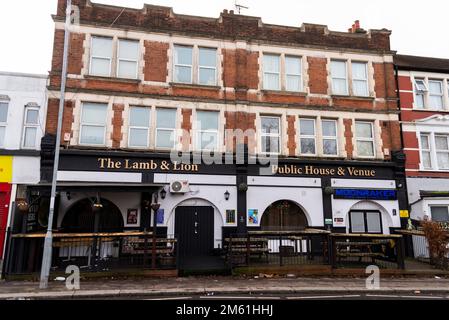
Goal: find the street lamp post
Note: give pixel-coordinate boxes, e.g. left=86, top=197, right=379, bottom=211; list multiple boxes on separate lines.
left=39, top=0, right=72, bottom=289
left=151, top=194, right=160, bottom=269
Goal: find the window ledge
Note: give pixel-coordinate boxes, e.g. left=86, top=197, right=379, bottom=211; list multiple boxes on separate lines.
left=331, top=95, right=375, bottom=101
left=169, top=82, right=221, bottom=90
left=412, top=108, right=449, bottom=113
left=418, top=169, right=449, bottom=173
left=261, top=90, right=307, bottom=97
left=85, top=75, right=141, bottom=84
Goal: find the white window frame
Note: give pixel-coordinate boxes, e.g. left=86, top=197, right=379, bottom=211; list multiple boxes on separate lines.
left=22, top=106, right=40, bottom=149
left=435, top=134, right=449, bottom=170
left=331, top=60, right=349, bottom=96
left=0, top=101, right=9, bottom=148
left=322, top=119, right=339, bottom=156
left=260, top=116, right=281, bottom=155
left=285, top=55, right=303, bottom=92
left=79, top=103, right=108, bottom=146
left=351, top=61, right=369, bottom=97
left=173, top=45, right=193, bottom=84
left=355, top=121, right=376, bottom=158
left=198, top=47, right=217, bottom=86
left=419, top=133, right=433, bottom=170
left=116, top=39, right=139, bottom=79
left=89, top=36, right=113, bottom=77
left=428, top=80, right=444, bottom=110
left=195, top=110, right=220, bottom=151
left=262, top=54, right=281, bottom=91
left=128, top=106, right=151, bottom=149
left=430, top=205, right=449, bottom=223
left=298, top=118, right=317, bottom=156
left=413, top=78, right=428, bottom=109
left=155, top=108, right=177, bottom=150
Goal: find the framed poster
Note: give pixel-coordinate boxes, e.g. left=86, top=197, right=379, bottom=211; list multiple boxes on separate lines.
left=248, top=209, right=258, bottom=225
left=157, top=209, right=164, bottom=224
left=127, top=209, right=138, bottom=225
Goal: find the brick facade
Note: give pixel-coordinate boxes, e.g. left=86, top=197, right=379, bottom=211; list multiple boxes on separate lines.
left=144, top=41, right=169, bottom=82
left=111, top=104, right=124, bottom=149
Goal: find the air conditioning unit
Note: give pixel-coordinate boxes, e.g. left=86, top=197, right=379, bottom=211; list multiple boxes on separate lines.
left=170, top=180, right=190, bottom=193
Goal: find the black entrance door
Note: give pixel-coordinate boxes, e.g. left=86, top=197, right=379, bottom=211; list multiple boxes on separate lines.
left=175, top=206, right=214, bottom=257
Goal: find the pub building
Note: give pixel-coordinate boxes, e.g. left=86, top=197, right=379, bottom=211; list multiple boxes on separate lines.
left=6, top=0, right=408, bottom=274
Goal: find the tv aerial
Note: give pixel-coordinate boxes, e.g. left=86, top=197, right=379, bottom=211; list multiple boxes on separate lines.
left=235, top=0, right=249, bottom=14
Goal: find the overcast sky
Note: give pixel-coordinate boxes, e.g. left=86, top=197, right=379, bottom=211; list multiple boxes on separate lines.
left=0, top=0, right=448, bottom=75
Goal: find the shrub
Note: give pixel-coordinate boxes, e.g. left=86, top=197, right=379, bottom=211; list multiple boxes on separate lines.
left=421, top=220, right=449, bottom=269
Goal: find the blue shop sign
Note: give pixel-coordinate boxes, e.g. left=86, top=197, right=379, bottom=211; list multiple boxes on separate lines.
left=334, top=189, right=397, bottom=201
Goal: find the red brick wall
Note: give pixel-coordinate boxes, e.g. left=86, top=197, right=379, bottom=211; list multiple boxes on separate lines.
left=373, top=62, right=396, bottom=101
left=45, top=99, right=74, bottom=139
left=380, top=120, right=402, bottom=159
left=287, top=116, right=297, bottom=156
left=144, top=41, right=169, bottom=82
left=224, top=111, right=256, bottom=154
left=111, top=104, right=124, bottom=148
left=343, top=119, right=354, bottom=158
left=51, top=30, right=85, bottom=75
left=222, top=49, right=259, bottom=90
left=181, top=109, right=192, bottom=151
left=307, top=57, right=328, bottom=94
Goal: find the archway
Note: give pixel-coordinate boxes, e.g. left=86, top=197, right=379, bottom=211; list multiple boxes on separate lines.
left=61, top=198, right=124, bottom=233
left=261, top=200, right=309, bottom=231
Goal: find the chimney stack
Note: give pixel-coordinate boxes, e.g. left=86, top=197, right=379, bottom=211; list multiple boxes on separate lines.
left=349, top=20, right=362, bottom=33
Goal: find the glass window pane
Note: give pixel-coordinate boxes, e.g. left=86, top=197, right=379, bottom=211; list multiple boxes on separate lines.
left=437, top=152, right=449, bottom=169
left=431, top=207, right=449, bottom=222
left=322, top=120, right=336, bottom=137
left=422, top=151, right=432, bottom=169
left=118, top=60, right=137, bottom=79
left=174, top=66, right=192, bottom=83
left=436, top=136, right=449, bottom=150
left=199, top=48, right=216, bottom=68
left=156, top=129, right=175, bottom=148
left=415, top=94, right=424, bottom=108
left=262, top=136, right=279, bottom=153
left=129, top=128, right=148, bottom=147
left=420, top=135, right=430, bottom=150
left=92, top=37, right=113, bottom=58
left=429, top=81, right=442, bottom=94
left=323, top=139, right=337, bottom=155
left=26, top=109, right=39, bottom=125
left=197, top=111, right=219, bottom=130
left=356, top=122, right=373, bottom=138
left=350, top=211, right=365, bottom=233
left=81, top=125, right=105, bottom=145
left=118, top=40, right=139, bottom=60
left=366, top=212, right=382, bottom=233
left=82, top=103, right=107, bottom=125
left=157, top=109, right=176, bottom=128
left=286, top=75, right=301, bottom=91
left=199, top=68, right=216, bottom=85
left=357, top=141, right=375, bottom=157
left=332, top=78, right=348, bottom=95
left=352, top=62, right=367, bottom=80
left=261, top=117, right=279, bottom=134
left=130, top=107, right=150, bottom=127
left=90, top=57, right=111, bottom=76
left=174, top=46, right=193, bottom=65
left=0, top=127, right=5, bottom=147
left=263, top=54, right=280, bottom=73
left=285, top=56, right=301, bottom=75
left=300, top=138, right=316, bottom=155
left=331, top=61, right=346, bottom=78
left=353, top=80, right=368, bottom=96
left=300, top=119, right=315, bottom=136
left=0, top=103, right=8, bottom=123
left=199, top=132, right=218, bottom=150
left=429, top=96, right=443, bottom=109
left=415, top=79, right=427, bottom=92
left=23, top=127, right=37, bottom=148
left=264, top=73, right=280, bottom=90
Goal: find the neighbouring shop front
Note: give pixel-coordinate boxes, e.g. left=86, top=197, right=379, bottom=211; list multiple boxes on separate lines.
left=3, top=149, right=408, bottom=276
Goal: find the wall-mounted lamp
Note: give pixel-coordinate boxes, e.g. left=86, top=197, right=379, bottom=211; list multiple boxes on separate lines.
left=160, top=188, right=167, bottom=200
left=224, top=190, right=230, bottom=201
left=66, top=192, right=71, bottom=201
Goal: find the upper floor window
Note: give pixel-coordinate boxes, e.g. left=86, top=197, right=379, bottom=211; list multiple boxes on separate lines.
left=429, top=80, right=444, bottom=109
left=419, top=133, right=449, bottom=171
left=80, top=103, right=107, bottom=145
left=331, top=60, right=348, bottom=95
left=156, top=108, right=177, bottom=149
left=196, top=111, right=219, bottom=151
left=261, top=116, right=280, bottom=154
left=414, top=78, right=427, bottom=108
left=128, top=107, right=150, bottom=148
left=263, top=54, right=303, bottom=92
left=420, top=134, right=432, bottom=170
left=90, top=36, right=139, bottom=79
left=413, top=78, right=448, bottom=110
left=352, top=62, right=369, bottom=97
left=173, top=45, right=217, bottom=86
left=355, top=121, right=375, bottom=158
left=322, top=119, right=338, bottom=156
left=435, top=135, right=449, bottom=170
left=298, top=118, right=316, bottom=156
left=0, top=102, right=8, bottom=147
left=22, top=106, right=39, bottom=149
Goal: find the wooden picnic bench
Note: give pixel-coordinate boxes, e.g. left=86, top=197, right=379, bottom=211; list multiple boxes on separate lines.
left=224, top=237, right=269, bottom=264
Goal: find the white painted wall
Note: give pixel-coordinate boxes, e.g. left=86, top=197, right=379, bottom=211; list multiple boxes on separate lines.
left=12, top=156, right=40, bottom=184
left=0, top=72, right=47, bottom=150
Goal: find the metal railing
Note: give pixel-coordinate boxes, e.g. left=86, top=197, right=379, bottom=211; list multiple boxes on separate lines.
left=4, top=232, right=178, bottom=277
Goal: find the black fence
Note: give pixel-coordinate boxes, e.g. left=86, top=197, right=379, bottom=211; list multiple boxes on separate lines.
left=3, top=232, right=178, bottom=277
left=329, top=234, right=405, bottom=269
left=224, top=230, right=330, bottom=267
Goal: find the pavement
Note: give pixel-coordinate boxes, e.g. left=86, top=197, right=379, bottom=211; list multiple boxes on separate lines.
left=1, top=276, right=449, bottom=299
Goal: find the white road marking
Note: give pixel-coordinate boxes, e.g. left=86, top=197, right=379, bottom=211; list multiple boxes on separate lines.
left=287, top=295, right=361, bottom=300
left=145, top=297, right=193, bottom=301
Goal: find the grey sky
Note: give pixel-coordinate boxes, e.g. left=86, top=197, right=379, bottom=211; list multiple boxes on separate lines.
left=0, top=0, right=447, bottom=75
